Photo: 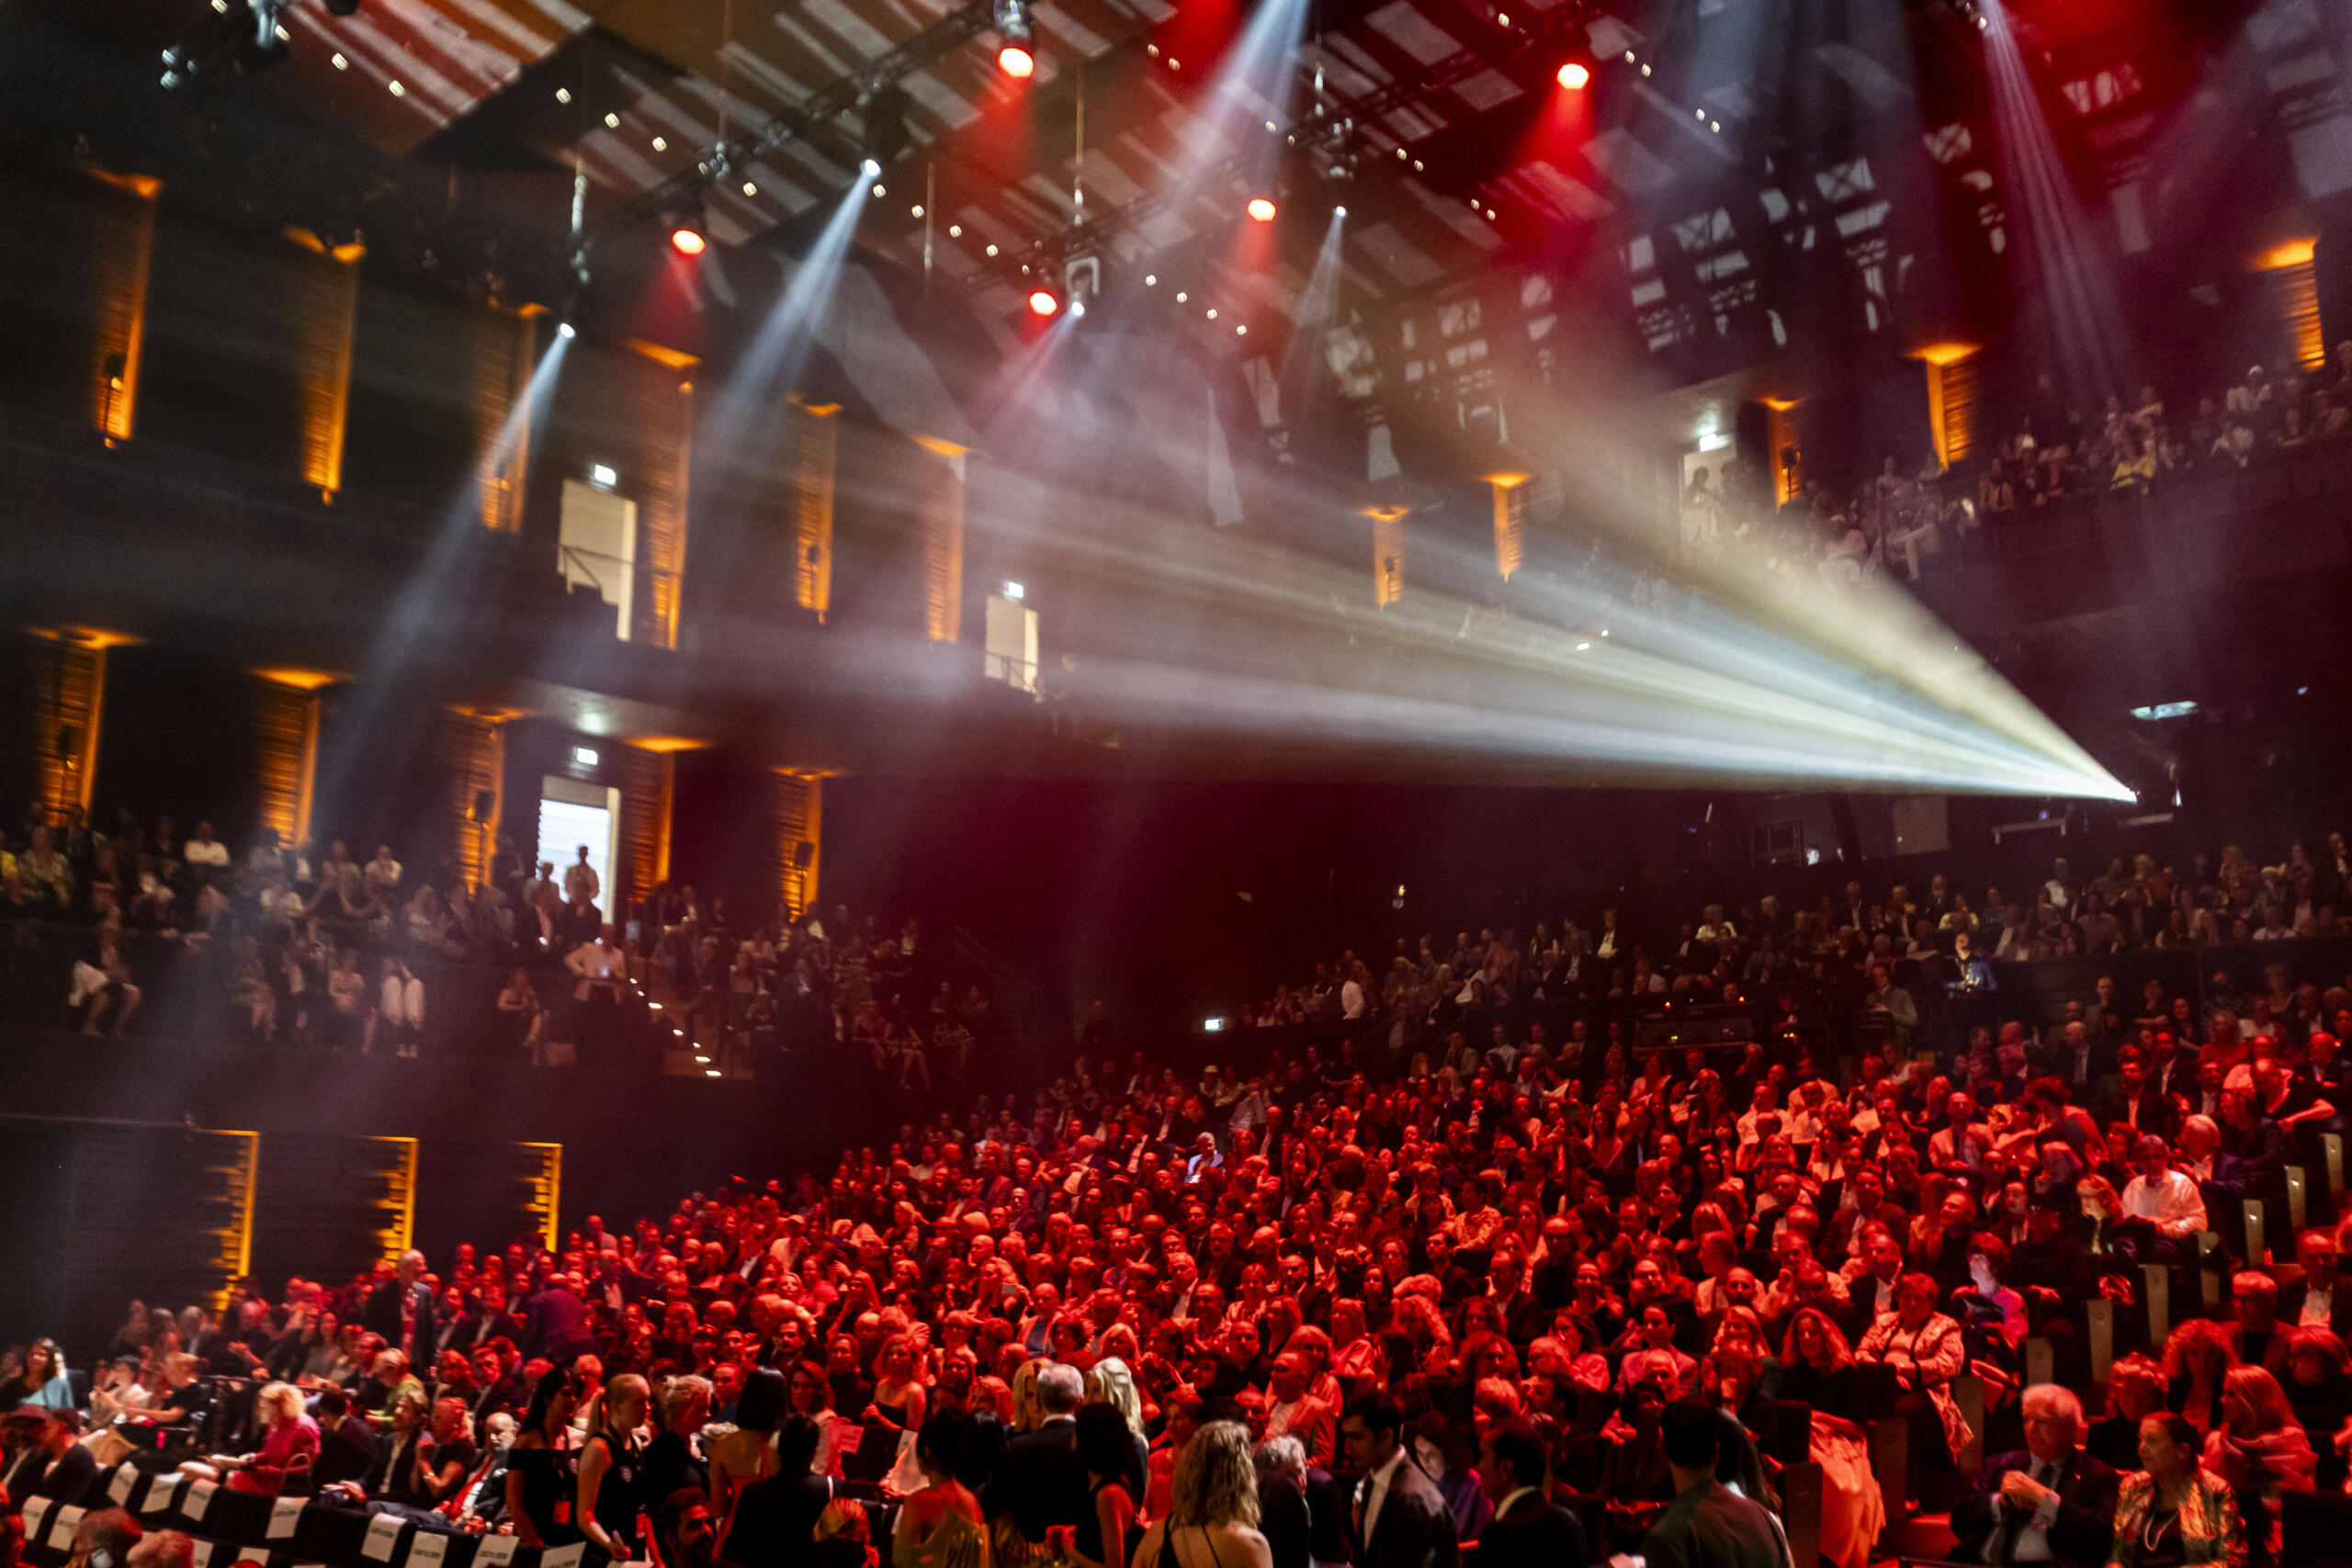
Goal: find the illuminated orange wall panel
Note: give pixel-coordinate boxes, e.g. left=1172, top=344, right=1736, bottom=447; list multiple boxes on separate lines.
left=85, top=168, right=161, bottom=441
left=775, top=772, right=823, bottom=919
left=27, top=631, right=115, bottom=819
left=253, top=676, right=324, bottom=848
left=445, top=709, right=506, bottom=890
left=286, top=230, right=366, bottom=498
left=628, top=346, right=695, bottom=651
left=471, top=309, right=537, bottom=532
left=793, top=401, right=839, bottom=623
left=915, top=439, right=967, bottom=643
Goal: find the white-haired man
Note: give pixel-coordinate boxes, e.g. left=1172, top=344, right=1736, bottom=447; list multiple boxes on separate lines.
left=1948, top=1384, right=2119, bottom=1568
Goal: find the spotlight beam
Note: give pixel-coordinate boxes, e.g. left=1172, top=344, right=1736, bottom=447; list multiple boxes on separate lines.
left=311, top=327, right=573, bottom=813
left=701, top=178, right=873, bottom=457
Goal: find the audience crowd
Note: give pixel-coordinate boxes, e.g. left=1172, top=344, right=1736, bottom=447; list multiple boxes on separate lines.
left=12, top=876, right=2352, bottom=1568
left=1679, top=352, right=2352, bottom=584
left=0, top=802, right=991, bottom=1084
left=1238, top=835, right=2352, bottom=1045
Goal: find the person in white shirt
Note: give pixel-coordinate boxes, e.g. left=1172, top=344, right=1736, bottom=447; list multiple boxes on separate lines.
left=378, top=957, right=424, bottom=1058
left=364, top=846, right=403, bottom=899
left=2111, top=1134, right=2206, bottom=1262
left=1339, top=962, right=1367, bottom=1021
left=563, top=847, right=600, bottom=908
left=183, top=822, right=230, bottom=874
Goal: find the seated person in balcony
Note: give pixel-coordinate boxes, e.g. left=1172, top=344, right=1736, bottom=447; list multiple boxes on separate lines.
left=379, top=957, right=425, bottom=1058
left=69, top=916, right=141, bottom=1037
left=1855, top=963, right=1916, bottom=1049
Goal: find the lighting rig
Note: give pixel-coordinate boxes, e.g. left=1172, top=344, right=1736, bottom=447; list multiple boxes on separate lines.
left=163, top=0, right=363, bottom=90
left=575, top=0, right=998, bottom=285
left=963, top=0, right=1609, bottom=309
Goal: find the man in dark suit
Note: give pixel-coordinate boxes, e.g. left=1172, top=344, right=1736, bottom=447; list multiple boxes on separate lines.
left=2087, top=1048, right=2180, bottom=1145
left=1475, top=1418, right=1585, bottom=1568
left=364, top=1250, right=438, bottom=1367
left=1339, top=1393, right=1457, bottom=1568
left=1948, top=1385, right=2118, bottom=1568
left=981, top=1361, right=1090, bottom=1545
left=723, top=1415, right=832, bottom=1566
left=2279, top=1229, right=2352, bottom=1335
left=469, top=1340, right=528, bottom=1428
left=1640, top=1400, right=1788, bottom=1568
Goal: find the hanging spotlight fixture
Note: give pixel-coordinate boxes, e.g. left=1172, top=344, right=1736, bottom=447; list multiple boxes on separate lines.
left=994, top=0, right=1035, bottom=77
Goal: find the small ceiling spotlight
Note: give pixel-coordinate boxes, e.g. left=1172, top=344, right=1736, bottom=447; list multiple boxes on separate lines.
left=995, top=0, right=1035, bottom=76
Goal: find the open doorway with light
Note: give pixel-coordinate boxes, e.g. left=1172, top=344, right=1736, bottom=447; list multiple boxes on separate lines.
left=537, top=774, right=619, bottom=915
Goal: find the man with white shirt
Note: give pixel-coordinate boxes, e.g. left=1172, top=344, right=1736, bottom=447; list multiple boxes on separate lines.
left=1340, top=1393, right=1456, bottom=1568
left=1948, top=1385, right=2117, bottom=1568
left=1474, top=1419, right=1585, bottom=1568
left=563, top=845, right=601, bottom=907
left=363, top=844, right=403, bottom=900
left=183, top=821, right=230, bottom=879
left=2112, top=1134, right=2206, bottom=1263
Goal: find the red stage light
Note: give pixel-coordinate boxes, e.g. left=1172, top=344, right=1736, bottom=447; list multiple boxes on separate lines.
left=999, top=43, right=1035, bottom=77
left=1246, top=197, right=1276, bottom=222
left=1028, top=288, right=1059, bottom=317
left=1556, top=61, right=1589, bottom=89
left=670, top=227, right=707, bottom=256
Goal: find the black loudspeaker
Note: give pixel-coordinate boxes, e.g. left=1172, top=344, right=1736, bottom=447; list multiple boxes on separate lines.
left=793, top=841, right=816, bottom=870
left=470, top=788, right=496, bottom=823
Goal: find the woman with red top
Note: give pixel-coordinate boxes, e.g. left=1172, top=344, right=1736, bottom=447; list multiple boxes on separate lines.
left=182, top=1381, right=318, bottom=1495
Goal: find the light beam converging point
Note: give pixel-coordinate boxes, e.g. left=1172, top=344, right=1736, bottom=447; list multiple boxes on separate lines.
left=940, top=358, right=2130, bottom=801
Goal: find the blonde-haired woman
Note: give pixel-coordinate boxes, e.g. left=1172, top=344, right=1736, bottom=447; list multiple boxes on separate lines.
left=2205, top=1366, right=2312, bottom=1568
left=1133, top=1421, right=1272, bottom=1568
left=1088, top=1359, right=1149, bottom=1475
left=577, top=1371, right=651, bottom=1562
left=1010, top=1358, right=1046, bottom=1434
left=184, top=1381, right=317, bottom=1495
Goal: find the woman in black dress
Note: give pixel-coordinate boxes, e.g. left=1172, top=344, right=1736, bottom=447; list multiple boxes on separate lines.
left=577, top=1372, right=651, bottom=1563
left=1063, top=1403, right=1146, bottom=1568
left=503, top=1363, right=584, bottom=1550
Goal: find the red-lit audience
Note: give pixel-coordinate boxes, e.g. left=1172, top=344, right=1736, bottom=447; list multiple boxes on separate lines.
left=15, top=942, right=2352, bottom=1568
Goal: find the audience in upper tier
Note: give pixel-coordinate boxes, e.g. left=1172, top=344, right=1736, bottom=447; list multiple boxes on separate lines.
left=1238, top=836, right=2352, bottom=1035
left=0, top=798, right=992, bottom=1083
left=1679, top=353, right=2352, bottom=585
left=16, top=914, right=2352, bottom=1568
